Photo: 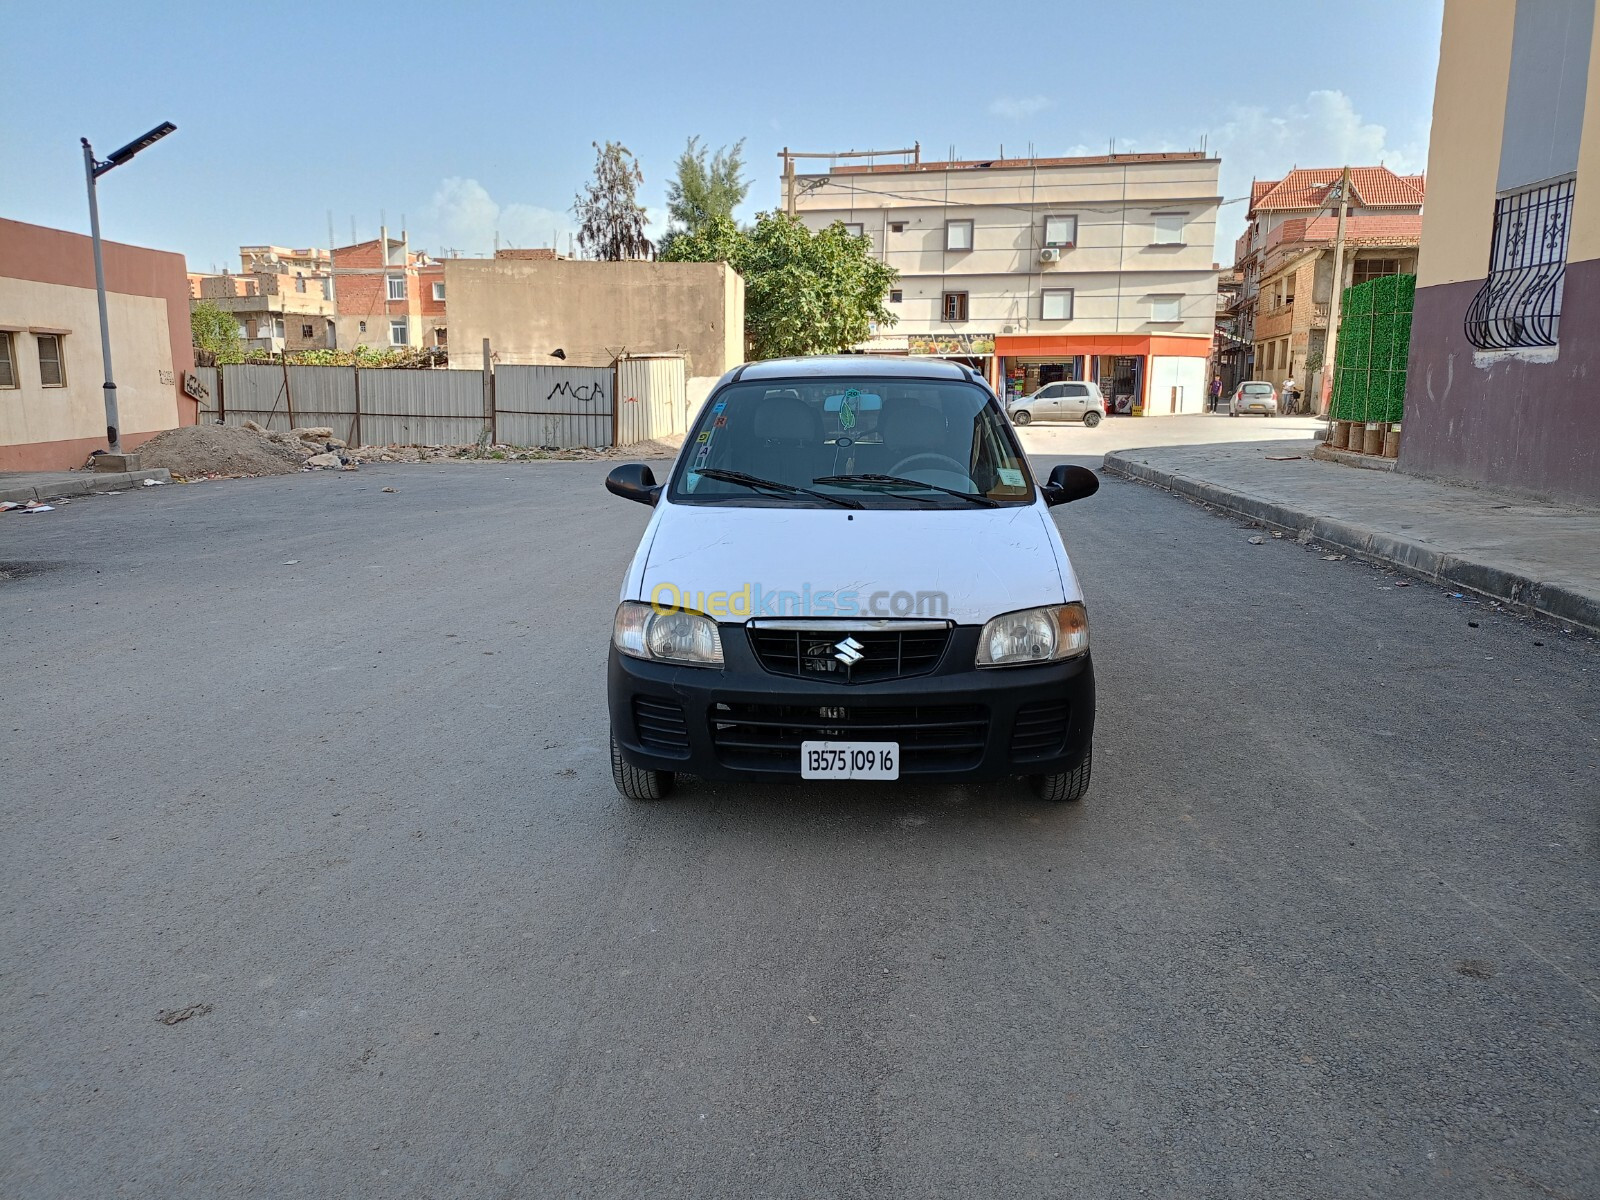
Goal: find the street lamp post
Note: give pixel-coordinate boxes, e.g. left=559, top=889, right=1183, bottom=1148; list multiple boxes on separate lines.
left=81, top=122, right=175, bottom=453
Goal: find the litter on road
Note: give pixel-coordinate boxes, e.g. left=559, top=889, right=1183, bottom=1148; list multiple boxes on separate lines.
left=1248, top=535, right=1265, bottom=544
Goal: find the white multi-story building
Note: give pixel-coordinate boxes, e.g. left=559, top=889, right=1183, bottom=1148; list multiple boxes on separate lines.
left=793, top=151, right=1221, bottom=414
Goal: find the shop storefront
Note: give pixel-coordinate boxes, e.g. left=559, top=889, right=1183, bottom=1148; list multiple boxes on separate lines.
left=906, top=332, right=995, bottom=378
left=994, top=334, right=1212, bottom=416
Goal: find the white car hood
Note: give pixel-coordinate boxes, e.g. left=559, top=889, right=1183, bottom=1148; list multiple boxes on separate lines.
left=625, top=501, right=1081, bottom=625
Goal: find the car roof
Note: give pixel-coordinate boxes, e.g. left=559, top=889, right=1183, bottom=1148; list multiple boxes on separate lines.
left=736, top=355, right=976, bottom=383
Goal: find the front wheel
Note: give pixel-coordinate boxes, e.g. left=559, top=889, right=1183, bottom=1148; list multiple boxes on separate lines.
left=1082, top=410, right=1102, bottom=429
left=1029, top=746, right=1092, bottom=802
left=1011, top=410, right=1032, bottom=426
left=610, top=731, right=675, bottom=801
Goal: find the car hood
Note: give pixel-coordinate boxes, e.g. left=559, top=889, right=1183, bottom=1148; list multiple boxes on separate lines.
left=628, top=501, right=1080, bottom=625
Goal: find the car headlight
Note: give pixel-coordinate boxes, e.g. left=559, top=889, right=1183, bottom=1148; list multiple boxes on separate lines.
left=613, top=601, right=724, bottom=667
left=976, top=603, right=1089, bottom=667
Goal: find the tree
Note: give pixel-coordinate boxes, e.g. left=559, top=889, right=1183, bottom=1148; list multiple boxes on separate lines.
left=665, top=137, right=749, bottom=238
left=662, top=212, right=897, bottom=360
left=189, top=300, right=242, bottom=360
left=573, top=141, right=653, bottom=261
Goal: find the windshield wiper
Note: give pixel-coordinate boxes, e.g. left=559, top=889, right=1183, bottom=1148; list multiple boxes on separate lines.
left=813, top=473, right=998, bottom=507
left=695, top=468, right=862, bottom=509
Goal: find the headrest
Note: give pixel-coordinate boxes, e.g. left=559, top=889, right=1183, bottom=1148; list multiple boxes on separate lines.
left=751, top=396, right=818, bottom=442
left=880, top=400, right=947, bottom=446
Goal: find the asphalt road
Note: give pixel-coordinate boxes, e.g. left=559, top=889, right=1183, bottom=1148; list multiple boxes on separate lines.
left=3, top=459, right=1596, bottom=1200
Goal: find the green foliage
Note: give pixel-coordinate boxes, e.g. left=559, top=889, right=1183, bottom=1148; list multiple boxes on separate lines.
left=573, top=141, right=653, bottom=261
left=662, top=211, right=898, bottom=360
left=190, top=301, right=242, bottom=359
left=225, top=345, right=446, bottom=368
left=665, top=136, right=750, bottom=238
left=1330, top=275, right=1415, bottom=423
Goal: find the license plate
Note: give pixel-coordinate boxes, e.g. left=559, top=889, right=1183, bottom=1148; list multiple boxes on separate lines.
left=801, top=740, right=899, bottom=780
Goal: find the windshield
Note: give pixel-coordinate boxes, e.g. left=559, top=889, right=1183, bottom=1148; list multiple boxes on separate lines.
left=669, top=376, right=1034, bottom=508
left=1242, top=383, right=1274, bottom=394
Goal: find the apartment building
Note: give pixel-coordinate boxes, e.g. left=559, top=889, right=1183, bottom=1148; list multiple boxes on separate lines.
left=190, top=245, right=338, bottom=353
left=1232, top=167, right=1425, bottom=395
left=1400, top=0, right=1598, bottom=504
left=794, top=151, right=1220, bottom=415
left=330, top=231, right=446, bottom=352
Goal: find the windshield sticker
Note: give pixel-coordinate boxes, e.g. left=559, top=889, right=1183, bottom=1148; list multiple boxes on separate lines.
left=998, top=467, right=1025, bottom=488
left=696, top=431, right=711, bottom=443
left=714, top=415, right=727, bottom=428
left=839, top=388, right=859, bottom=430
left=712, top=399, right=727, bottom=414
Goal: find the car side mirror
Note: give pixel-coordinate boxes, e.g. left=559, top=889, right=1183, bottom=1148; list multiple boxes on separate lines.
left=606, top=463, right=661, bottom=506
left=1043, top=464, right=1099, bottom=507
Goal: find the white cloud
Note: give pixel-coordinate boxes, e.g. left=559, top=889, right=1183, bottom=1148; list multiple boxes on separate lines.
left=1209, top=90, right=1429, bottom=260
left=989, top=95, right=1053, bottom=120
left=422, top=177, right=577, bottom=257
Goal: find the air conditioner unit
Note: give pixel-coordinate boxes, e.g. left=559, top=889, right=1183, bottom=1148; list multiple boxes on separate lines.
left=1039, top=248, right=1061, bottom=263
left=1002, top=325, right=1016, bottom=334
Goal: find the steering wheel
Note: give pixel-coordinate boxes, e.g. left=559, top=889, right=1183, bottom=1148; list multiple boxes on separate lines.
left=888, top=452, right=969, bottom=477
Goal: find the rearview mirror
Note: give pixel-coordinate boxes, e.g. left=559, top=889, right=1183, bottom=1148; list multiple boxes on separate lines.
left=605, top=463, right=661, bottom=506
left=1043, top=464, right=1099, bottom=507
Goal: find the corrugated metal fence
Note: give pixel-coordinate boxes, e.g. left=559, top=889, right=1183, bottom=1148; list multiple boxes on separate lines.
left=206, top=355, right=686, bottom=450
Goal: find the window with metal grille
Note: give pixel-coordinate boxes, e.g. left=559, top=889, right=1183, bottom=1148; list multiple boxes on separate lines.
left=387, top=275, right=406, bottom=301
left=301, top=324, right=313, bottom=338
left=36, top=334, right=65, bottom=387
left=1464, top=177, right=1574, bottom=350
left=889, top=289, right=903, bottom=304
left=0, top=331, right=16, bottom=388
left=941, top=292, right=968, bottom=322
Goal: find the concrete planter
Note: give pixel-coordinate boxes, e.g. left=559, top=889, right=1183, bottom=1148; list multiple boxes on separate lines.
left=1362, top=423, right=1384, bottom=455
left=1330, top=421, right=1352, bottom=450
left=1383, top=423, right=1402, bottom=459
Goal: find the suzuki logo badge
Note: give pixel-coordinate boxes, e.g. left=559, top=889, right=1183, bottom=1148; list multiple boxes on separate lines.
left=833, top=636, right=865, bottom=666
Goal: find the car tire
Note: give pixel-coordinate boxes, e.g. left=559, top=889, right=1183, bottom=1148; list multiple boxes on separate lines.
left=1030, top=746, right=1092, bottom=802
left=1012, top=410, right=1032, bottom=425
left=610, top=731, right=675, bottom=801
left=1082, top=411, right=1102, bottom=428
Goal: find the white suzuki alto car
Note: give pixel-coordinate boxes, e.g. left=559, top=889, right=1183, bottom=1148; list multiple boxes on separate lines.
left=604, top=356, right=1099, bottom=802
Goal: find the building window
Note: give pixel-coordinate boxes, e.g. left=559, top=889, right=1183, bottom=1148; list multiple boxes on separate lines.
left=941, top=292, right=969, bottom=322
left=1149, top=296, right=1182, bottom=323
left=432, top=281, right=446, bottom=302
left=272, top=318, right=285, bottom=339
left=36, top=333, right=65, bottom=387
left=889, top=289, right=903, bottom=304
left=322, top=278, right=334, bottom=300
left=945, top=220, right=973, bottom=251
left=390, top=320, right=409, bottom=346
left=1043, top=215, right=1077, bottom=248
left=1465, top=178, right=1574, bottom=350
left=387, top=275, right=406, bottom=301
left=1152, top=212, right=1188, bottom=245
left=358, top=320, right=367, bottom=333
left=301, top=324, right=314, bottom=338
left=889, top=222, right=906, bottom=234
left=1352, top=257, right=1403, bottom=286
left=0, top=331, right=16, bottom=388
left=435, top=327, right=448, bottom=346
left=1041, top=289, right=1074, bottom=320
left=295, top=274, right=307, bottom=293
left=841, top=222, right=864, bottom=239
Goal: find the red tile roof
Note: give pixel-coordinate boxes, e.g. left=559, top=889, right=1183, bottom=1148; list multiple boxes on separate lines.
left=1248, top=167, right=1425, bottom=216
left=1267, top=214, right=1424, bottom=251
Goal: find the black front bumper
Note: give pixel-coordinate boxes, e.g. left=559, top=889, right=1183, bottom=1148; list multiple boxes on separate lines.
left=608, top=625, right=1095, bottom=783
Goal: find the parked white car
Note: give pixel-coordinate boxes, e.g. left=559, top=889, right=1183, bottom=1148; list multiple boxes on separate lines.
left=1008, top=380, right=1105, bottom=427
left=1230, top=381, right=1279, bottom=416
left=604, top=356, right=1099, bottom=803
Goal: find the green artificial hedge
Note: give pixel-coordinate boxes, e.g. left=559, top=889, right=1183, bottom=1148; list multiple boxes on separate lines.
left=1331, top=274, right=1415, bottom=423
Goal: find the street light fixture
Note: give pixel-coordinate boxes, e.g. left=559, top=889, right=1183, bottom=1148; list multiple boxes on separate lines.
left=81, top=121, right=176, bottom=454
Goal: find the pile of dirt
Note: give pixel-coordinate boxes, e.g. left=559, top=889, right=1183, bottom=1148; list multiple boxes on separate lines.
left=136, top=424, right=312, bottom=479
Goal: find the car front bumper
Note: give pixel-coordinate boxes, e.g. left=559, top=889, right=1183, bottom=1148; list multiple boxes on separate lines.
left=608, top=626, right=1095, bottom=782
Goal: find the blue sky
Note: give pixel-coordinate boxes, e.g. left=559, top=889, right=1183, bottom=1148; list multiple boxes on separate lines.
left=2, top=0, right=1444, bottom=271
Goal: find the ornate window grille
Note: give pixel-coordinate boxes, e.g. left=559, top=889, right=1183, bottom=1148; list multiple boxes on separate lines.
left=1464, top=177, right=1574, bottom=349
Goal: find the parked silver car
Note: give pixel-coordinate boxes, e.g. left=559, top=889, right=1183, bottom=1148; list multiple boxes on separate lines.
left=1008, top=381, right=1105, bottom=427
left=1230, top=381, right=1279, bottom=416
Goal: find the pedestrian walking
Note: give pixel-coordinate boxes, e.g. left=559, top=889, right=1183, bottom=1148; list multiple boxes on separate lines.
left=1209, top=377, right=1223, bottom=413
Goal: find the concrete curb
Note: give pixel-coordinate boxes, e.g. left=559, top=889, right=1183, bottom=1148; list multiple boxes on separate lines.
left=0, top=469, right=173, bottom=506
left=1103, top=452, right=1600, bottom=635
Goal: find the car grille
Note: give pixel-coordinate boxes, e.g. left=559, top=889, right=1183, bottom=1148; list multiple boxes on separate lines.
left=1009, top=701, right=1069, bottom=762
left=632, top=696, right=690, bottom=755
left=747, top=623, right=952, bottom=685
left=711, top=701, right=988, bottom=772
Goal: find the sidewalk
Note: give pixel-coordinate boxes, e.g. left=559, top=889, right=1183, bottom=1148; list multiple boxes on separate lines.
left=1103, top=439, right=1600, bottom=633
left=0, top=468, right=172, bottom=506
